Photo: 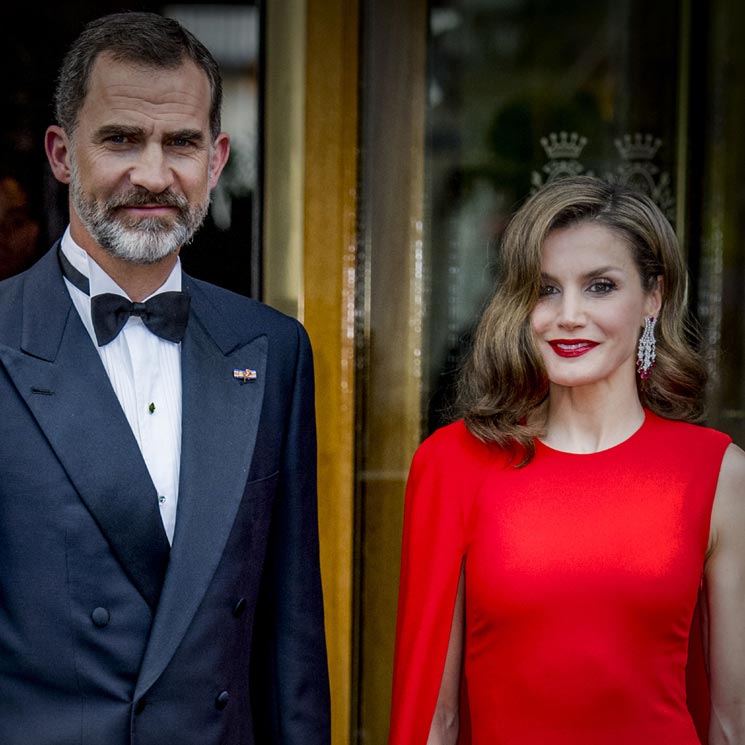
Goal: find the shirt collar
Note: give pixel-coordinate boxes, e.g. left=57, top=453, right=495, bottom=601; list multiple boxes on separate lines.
left=59, top=226, right=182, bottom=300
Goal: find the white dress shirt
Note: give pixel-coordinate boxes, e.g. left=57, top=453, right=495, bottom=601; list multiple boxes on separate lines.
left=60, top=228, right=182, bottom=544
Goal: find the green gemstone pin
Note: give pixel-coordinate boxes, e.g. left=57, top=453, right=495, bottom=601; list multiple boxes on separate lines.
left=149, top=402, right=156, bottom=414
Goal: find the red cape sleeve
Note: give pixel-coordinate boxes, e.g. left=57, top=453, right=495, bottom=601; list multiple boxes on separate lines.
left=388, top=422, right=493, bottom=745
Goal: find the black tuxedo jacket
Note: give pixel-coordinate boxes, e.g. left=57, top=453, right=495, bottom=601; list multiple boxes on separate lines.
left=0, top=245, right=330, bottom=744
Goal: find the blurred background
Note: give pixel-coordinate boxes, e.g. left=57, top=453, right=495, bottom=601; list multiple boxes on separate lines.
left=3, top=1, right=744, bottom=742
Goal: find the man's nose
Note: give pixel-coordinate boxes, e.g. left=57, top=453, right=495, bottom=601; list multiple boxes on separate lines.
left=128, top=145, right=174, bottom=194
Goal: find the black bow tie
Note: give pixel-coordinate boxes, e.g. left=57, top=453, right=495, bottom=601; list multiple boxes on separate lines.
left=59, top=248, right=190, bottom=346
left=90, top=292, right=190, bottom=346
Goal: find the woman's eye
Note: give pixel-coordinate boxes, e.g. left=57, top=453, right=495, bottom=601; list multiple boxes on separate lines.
left=589, top=280, right=616, bottom=294
left=539, top=285, right=558, bottom=297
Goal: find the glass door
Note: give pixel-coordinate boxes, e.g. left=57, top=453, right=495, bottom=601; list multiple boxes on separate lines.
left=353, top=0, right=745, bottom=740
left=423, top=0, right=683, bottom=432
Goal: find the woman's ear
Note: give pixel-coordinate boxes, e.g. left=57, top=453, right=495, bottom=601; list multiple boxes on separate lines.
left=45, top=126, right=72, bottom=185
left=645, top=275, right=663, bottom=320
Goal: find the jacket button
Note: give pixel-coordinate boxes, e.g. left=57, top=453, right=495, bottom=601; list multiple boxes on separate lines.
left=232, top=598, right=247, bottom=617
left=134, top=699, right=146, bottom=715
left=91, top=607, right=111, bottom=627
left=215, top=690, right=230, bottom=710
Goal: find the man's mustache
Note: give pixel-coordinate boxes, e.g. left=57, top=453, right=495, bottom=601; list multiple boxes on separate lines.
left=106, top=189, right=189, bottom=211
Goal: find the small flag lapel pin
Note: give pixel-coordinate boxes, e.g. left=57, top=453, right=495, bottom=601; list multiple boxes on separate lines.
left=233, top=368, right=258, bottom=383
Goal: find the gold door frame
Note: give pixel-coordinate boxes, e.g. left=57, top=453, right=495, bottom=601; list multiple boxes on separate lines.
left=264, top=1, right=360, bottom=743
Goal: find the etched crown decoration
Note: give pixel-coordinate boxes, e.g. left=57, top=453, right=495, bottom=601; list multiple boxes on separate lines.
left=540, top=131, right=588, bottom=160
left=614, top=133, right=662, bottom=160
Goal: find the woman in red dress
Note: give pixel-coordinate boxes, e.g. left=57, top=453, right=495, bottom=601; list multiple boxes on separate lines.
left=389, top=176, right=745, bottom=745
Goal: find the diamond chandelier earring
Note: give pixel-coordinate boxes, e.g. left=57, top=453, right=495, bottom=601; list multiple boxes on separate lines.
left=637, top=316, right=657, bottom=380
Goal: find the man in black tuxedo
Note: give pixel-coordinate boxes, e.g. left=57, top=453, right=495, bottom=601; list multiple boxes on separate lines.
left=0, top=12, right=330, bottom=744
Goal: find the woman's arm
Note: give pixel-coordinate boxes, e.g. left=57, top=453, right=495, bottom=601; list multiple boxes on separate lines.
left=705, top=443, right=745, bottom=745
left=427, top=565, right=465, bottom=745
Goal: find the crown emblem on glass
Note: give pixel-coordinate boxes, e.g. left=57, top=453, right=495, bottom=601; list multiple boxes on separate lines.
left=540, top=131, right=588, bottom=160
left=614, top=133, right=662, bottom=161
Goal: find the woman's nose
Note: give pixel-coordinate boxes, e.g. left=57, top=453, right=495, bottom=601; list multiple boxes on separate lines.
left=557, top=290, right=587, bottom=328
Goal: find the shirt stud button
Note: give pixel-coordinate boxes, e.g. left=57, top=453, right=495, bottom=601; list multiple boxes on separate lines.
left=91, top=607, right=110, bottom=627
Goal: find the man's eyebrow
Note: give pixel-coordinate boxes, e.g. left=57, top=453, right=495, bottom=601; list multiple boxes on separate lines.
left=167, top=129, right=205, bottom=143
left=93, top=124, right=145, bottom=141
left=92, top=126, right=206, bottom=144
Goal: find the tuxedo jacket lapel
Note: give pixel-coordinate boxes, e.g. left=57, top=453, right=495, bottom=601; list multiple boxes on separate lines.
left=0, top=248, right=170, bottom=611
left=135, top=276, right=267, bottom=698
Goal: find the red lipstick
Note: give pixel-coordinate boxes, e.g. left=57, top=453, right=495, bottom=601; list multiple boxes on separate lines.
left=548, top=339, right=598, bottom=358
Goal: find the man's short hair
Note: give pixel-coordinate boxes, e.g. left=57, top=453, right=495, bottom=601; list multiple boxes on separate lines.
left=54, top=11, right=223, bottom=141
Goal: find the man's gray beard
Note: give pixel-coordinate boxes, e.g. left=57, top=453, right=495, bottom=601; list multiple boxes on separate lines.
left=68, top=159, right=209, bottom=265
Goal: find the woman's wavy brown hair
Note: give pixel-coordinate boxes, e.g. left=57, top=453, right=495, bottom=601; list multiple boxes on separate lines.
left=458, top=175, right=707, bottom=463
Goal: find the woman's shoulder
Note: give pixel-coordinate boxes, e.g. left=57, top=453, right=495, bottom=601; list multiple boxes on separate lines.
left=406, top=422, right=508, bottom=514
left=719, top=441, right=745, bottom=480
left=414, top=420, right=505, bottom=469
left=646, top=410, right=733, bottom=450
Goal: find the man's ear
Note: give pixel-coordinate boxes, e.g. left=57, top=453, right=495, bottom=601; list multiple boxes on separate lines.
left=45, top=126, right=73, bottom=185
left=208, top=132, right=231, bottom=190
